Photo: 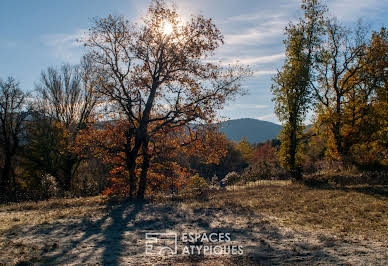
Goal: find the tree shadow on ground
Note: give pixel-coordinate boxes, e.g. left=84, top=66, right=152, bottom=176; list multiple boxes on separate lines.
left=101, top=201, right=144, bottom=265
left=305, top=183, right=388, bottom=199
left=6, top=199, right=344, bottom=265
left=338, top=185, right=388, bottom=198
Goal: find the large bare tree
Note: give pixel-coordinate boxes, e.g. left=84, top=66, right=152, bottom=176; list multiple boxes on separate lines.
left=85, top=0, right=250, bottom=200
left=312, top=19, right=369, bottom=162
left=0, top=77, right=28, bottom=201
left=31, top=60, right=99, bottom=191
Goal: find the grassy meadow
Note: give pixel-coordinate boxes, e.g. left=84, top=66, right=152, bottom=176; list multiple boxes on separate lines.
left=1, top=182, right=387, bottom=265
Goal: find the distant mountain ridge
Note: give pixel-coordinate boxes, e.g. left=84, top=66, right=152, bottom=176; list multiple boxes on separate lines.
left=218, top=118, right=281, bottom=144
left=93, top=118, right=281, bottom=144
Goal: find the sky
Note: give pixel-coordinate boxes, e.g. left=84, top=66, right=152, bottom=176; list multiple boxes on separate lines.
left=0, top=0, right=387, bottom=124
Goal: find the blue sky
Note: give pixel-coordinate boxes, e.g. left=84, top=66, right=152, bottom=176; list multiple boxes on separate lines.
left=1, top=0, right=387, bottom=124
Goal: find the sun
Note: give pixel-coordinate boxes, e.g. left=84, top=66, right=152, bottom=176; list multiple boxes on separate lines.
left=163, top=21, right=173, bottom=35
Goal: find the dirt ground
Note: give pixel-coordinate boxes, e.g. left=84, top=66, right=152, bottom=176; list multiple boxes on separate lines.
left=0, top=186, right=387, bottom=265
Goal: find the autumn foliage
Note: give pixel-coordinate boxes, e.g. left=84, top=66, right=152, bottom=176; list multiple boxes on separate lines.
left=74, top=121, right=228, bottom=198
left=1, top=0, right=387, bottom=203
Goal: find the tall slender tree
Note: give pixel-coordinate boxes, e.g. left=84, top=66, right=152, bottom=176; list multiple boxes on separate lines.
left=272, top=0, right=326, bottom=180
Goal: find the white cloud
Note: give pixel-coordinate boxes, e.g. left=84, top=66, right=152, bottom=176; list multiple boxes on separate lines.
left=256, top=113, right=280, bottom=124
left=226, top=13, right=267, bottom=22
left=225, top=10, right=288, bottom=23
left=251, top=104, right=268, bottom=109
left=328, top=0, right=387, bottom=21
left=225, top=103, right=268, bottom=110
left=207, top=53, right=284, bottom=67
left=41, top=29, right=88, bottom=63
left=222, top=11, right=288, bottom=46
left=253, top=70, right=278, bottom=76
left=242, top=53, right=284, bottom=65
left=224, top=25, right=284, bottom=45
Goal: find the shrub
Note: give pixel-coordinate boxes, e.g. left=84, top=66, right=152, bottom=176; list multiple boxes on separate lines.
left=41, top=174, right=59, bottom=198
left=303, top=170, right=388, bottom=187
left=222, top=171, right=240, bottom=186
left=181, top=174, right=209, bottom=200
left=211, top=174, right=218, bottom=186
left=241, top=161, right=288, bottom=183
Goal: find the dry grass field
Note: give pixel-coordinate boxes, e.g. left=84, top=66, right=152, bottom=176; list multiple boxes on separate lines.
left=0, top=182, right=387, bottom=265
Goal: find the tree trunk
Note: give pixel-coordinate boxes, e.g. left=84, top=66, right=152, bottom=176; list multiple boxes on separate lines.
left=0, top=156, right=11, bottom=201
left=331, top=119, right=348, bottom=167
left=63, top=162, right=72, bottom=192
left=125, top=136, right=143, bottom=200
left=125, top=80, right=157, bottom=200
left=61, top=157, right=78, bottom=192
left=125, top=152, right=137, bottom=200
left=289, top=115, right=301, bottom=181
left=289, top=128, right=297, bottom=178
left=137, top=140, right=150, bottom=201
left=0, top=151, right=18, bottom=202
left=332, top=92, right=349, bottom=166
